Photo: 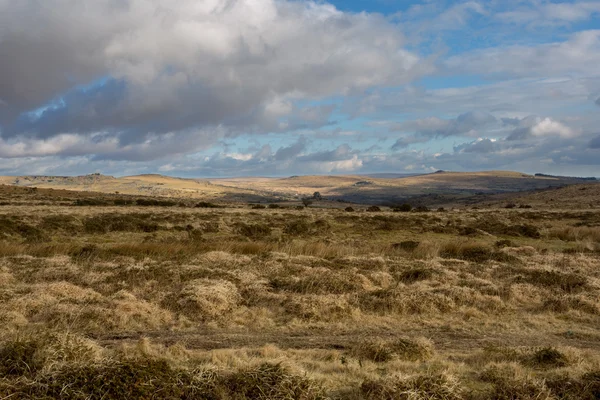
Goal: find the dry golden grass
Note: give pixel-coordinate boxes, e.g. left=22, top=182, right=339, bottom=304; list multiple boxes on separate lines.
left=0, top=194, right=599, bottom=399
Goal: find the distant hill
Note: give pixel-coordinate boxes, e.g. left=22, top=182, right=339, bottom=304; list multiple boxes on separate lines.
left=534, top=173, right=597, bottom=181
left=0, top=170, right=597, bottom=207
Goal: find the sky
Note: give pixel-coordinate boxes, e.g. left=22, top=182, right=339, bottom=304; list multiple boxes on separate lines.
left=0, top=0, right=599, bottom=177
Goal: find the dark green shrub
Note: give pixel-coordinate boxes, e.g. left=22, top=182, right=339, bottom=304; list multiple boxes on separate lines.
left=366, top=206, right=381, bottom=212
left=113, top=198, right=134, bottom=206
left=345, top=207, right=355, bottom=212
left=393, top=204, right=412, bottom=212
left=136, top=199, right=177, bottom=207
left=195, top=202, right=221, bottom=208
left=74, top=198, right=110, bottom=206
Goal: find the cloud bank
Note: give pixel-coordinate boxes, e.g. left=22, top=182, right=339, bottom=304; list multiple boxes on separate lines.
left=0, top=0, right=599, bottom=177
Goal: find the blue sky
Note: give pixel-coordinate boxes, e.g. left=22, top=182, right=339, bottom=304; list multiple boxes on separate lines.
left=0, top=0, right=599, bottom=177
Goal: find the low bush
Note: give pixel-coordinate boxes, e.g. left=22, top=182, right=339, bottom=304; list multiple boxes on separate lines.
left=195, top=201, right=221, bottom=208
left=136, top=198, right=177, bottom=207
left=73, top=198, right=111, bottom=206
left=366, top=206, right=381, bottom=212
left=414, top=205, right=430, bottom=212
left=392, top=204, right=412, bottom=212
left=441, top=242, right=515, bottom=263
left=113, top=198, right=134, bottom=206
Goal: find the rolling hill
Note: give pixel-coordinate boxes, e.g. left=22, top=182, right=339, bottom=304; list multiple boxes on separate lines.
left=0, top=170, right=596, bottom=207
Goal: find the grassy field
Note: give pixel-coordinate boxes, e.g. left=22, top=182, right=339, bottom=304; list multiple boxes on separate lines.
left=2, top=170, right=597, bottom=206
left=0, top=189, right=599, bottom=399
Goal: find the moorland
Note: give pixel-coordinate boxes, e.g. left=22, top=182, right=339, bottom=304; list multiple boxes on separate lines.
left=0, top=173, right=599, bottom=399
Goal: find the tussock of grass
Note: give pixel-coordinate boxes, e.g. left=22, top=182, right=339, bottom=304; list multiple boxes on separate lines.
left=282, top=295, right=355, bottom=322
left=511, top=268, right=588, bottom=293
left=541, top=295, right=599, bottom=314
left=164, top=279, right=240, bottom=321
left=360, top=372, right=463, bottom=400
left=397, top=268, right=435, bottom=284
left=440, top=242, right=516, bottom=263
left=351, top=337, right=434, bottom=363
left=270, top=269, right=371, bottom=295
left=548, top=226, right=600, bottom=243
left=236, top=222, right=272, bottom=238
left=0, top=198, right=599, bottom=398
left=524, top=347, right=569, bottom=369
left=0, top=333, right=101, bottom=377
left=0, top=360, right=327, bottom=400
left=392, top=241, right=420, bottom=252
left=356, top=289, right=454, bottom=315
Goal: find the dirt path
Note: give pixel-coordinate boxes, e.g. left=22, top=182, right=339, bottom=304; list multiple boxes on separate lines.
left=93, top=327, right=600, bottom=353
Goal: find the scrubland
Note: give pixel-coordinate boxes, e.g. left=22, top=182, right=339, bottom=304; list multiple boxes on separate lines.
left=0, top=196, right=599, bottom=399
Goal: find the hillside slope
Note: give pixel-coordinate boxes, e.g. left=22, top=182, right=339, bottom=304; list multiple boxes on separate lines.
left=0, top=170, right=596, bottom=206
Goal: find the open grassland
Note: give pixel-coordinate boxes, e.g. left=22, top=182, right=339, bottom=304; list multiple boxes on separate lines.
left=2, top=170, right=597, bottom=207
left=0, top=195, right=600, bottom=399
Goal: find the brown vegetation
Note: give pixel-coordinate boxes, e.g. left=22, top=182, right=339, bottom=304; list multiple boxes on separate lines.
left=0, top=187, right=599, bottom=399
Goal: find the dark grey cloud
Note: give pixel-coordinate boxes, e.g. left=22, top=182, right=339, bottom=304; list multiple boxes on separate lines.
left=391, top=135, right=429, bottom=150
left=454, top=138, right=501, bottom=154
left=275, top=137, right=307, bottom=161
left=590, top=135, right=600, bottom=149
left=0, top=0, right=424, bottom=160
left=394, top=111, right=496, bottom=138
left=595, top=97, right=600, bottom=107
left=296, top=144, right=356, bottom=163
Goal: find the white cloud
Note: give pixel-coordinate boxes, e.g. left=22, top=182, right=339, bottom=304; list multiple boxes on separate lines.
left=530, top=118, right=576, bottom=138
left=0, top=0, right=425, bottom=151
left=497, top=1, right=600, bottom=26
left=507, top=116, right=578, bottom=140
left=445, top=30, right=600, bottom=79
